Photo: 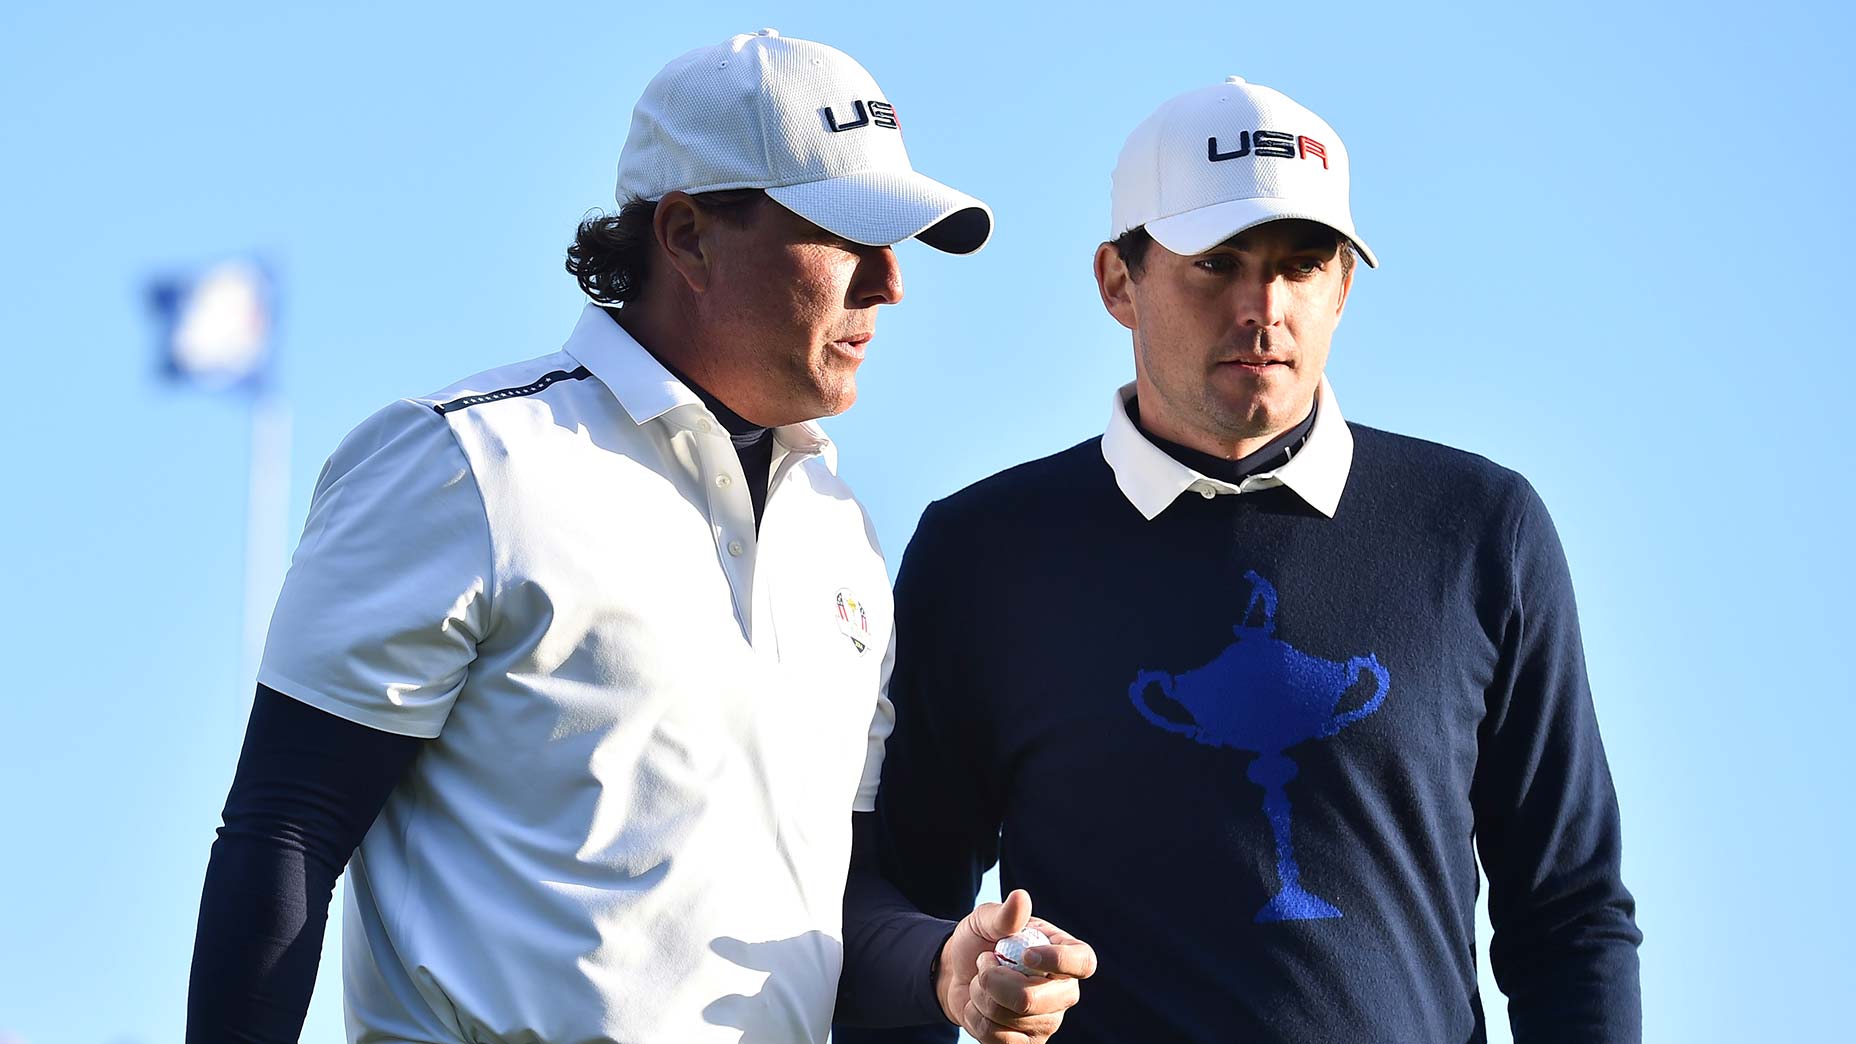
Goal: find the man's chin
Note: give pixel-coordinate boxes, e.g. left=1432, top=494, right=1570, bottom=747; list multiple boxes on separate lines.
left=1206, top=395, right=1302, bottom=438
left=831, top=386, right=859, bottom=416
left=806, top=380, right=859, bottom=421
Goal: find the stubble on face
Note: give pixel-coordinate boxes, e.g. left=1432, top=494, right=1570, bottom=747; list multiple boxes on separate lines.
left=1123, top=220, right=1351, bottom=458
left=701, top=205, right=898, bottom=427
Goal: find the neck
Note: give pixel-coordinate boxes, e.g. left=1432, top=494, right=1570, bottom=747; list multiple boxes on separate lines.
left=607, top=302, right=775, bottom=428
left=1133, top=396, right=1317, bottom=484
left=1140, top=391, right=1321, bottom=461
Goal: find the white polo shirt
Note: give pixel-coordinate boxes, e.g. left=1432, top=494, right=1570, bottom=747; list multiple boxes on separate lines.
left=259, top=304, right=896, bottom=1044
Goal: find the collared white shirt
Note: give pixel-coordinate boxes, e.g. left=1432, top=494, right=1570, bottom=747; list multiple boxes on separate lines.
left=1100, top=376, right=1355, bottom=519
left=260, top=304, right=894, bottom=1044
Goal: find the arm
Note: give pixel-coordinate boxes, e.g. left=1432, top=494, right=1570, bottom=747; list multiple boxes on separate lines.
left=186, top=686, right=424, bottom=1043
left=835, top=812, right=959, bottom=1028
left=834, top=500, right=1006, bottom=1044
left=1473, top=481, right=1642, bottom=1042
left=189, top=399, right=491, bottom=1040
left=840, top=814, right=1097, bottom=1041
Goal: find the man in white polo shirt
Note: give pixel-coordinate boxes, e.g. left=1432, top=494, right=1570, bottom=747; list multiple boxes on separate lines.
left=187, top=30, right=1093, bottom=1044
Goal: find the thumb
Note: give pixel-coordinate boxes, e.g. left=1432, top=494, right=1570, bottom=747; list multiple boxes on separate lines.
left=974, top=888, right=1033, bottom=943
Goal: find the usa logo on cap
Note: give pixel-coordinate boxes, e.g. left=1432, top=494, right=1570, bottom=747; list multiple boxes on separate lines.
left=1109, top=75, right=1377, bottom=267
left=834, top=589, right=871, bottom=654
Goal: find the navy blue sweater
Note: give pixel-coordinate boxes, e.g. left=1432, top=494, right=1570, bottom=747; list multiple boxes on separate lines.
left=837, top=424, right=1641, bottom=1044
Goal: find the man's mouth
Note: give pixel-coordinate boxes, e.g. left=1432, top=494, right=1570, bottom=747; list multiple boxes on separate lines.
left=830, top=333, right=873, bottom=360
left=1220, top=333, right=1288, bottom=371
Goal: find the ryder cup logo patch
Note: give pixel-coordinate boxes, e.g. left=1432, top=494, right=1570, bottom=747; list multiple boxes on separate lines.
left=834, top=588, right=871, bottom=654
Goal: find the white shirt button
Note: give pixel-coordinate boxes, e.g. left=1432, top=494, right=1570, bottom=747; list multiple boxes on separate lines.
left=727, top=540, right=744, bottom=557
left=698, top=420, right=713, bottom=434
left=1198, top=486, right=1216, bottom=499
left=716, top=474, right=733, bottom=488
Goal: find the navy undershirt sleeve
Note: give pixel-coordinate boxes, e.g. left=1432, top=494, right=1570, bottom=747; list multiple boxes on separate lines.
left=836, top=812, right=959, bottom=1028
left=186, top=685, right=424, bottom=1043
left=835, top=501, right=999, bottom=1044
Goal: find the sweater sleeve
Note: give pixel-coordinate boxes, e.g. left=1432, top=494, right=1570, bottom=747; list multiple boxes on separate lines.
left=1472, top=480, right=1642, bottom=1043
left=186, top=685, right=425, bottom=1043
left=833, top=501, right=1003, bottom=1044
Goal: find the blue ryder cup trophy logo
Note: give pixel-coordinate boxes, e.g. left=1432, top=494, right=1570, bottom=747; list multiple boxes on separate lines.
left=1129, top=571, right=1390, bottom=923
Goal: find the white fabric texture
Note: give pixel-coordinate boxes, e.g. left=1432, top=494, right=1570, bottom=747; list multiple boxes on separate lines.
left=260, top=304, right=896, bottom=1043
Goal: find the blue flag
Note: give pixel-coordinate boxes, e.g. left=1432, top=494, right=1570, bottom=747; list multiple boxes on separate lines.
left=149, top=259, right=276, bottom=392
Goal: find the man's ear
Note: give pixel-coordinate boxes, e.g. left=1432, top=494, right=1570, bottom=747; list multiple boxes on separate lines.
left=1094, top=242, right=1138, bottom=332
left=654, top=191, right=711, bottom=294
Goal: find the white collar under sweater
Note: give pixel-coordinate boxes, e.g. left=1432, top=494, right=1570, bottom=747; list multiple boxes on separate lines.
left=1100, top=376, right=1354, bottom=520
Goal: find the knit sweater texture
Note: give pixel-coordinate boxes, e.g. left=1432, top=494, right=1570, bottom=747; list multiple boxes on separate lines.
left=837, top=423, right=1641, bottom=1044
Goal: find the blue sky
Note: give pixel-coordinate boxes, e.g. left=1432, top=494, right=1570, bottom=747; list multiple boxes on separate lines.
left=1, top=1, right=1850, bottom=1041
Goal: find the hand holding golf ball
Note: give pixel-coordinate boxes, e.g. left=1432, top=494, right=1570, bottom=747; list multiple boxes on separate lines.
left=993, top=926, right=1053, bottom=977
left=935, top=889, right=1098, bottom=1044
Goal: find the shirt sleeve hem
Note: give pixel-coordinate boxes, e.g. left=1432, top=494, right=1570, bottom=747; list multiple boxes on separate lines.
left=255, top=671, right=447, bottom=739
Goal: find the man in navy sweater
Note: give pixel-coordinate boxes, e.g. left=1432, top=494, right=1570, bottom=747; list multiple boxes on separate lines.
left=836, top=78, right=1641, bottom=1043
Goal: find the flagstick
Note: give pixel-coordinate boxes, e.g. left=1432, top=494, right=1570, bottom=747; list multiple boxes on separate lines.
left=239, top=391, right=293, bottom=707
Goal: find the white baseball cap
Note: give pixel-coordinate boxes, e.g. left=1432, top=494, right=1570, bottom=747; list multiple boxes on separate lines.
left=616, top=29, right=992, bottom=254
left=1110, top=76, right=1376, bottom=267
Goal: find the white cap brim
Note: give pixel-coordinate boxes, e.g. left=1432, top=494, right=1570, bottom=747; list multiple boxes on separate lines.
left=1144, top=197, right=1378, bottom=268
left=767, top=169, right=993, bottom=255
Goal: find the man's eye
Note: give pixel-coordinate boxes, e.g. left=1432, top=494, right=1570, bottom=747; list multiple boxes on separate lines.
left=806, top=229, right=859, bottom=250
left=1194, top=256, right=1236, bottom=273
left=1286, top=258, right=1324, bottom=276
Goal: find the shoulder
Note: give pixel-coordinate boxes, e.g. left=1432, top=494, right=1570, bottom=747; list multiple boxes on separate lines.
left=413, top=351, right=599, bottom=421
left=319, top=396, right=462, bottom=489
left=891, top=438, right=1114, bottom=586
left=1346, top=424, right=1570, bottom=595
left=315, top=351, right=598, bottom=500
left=788, top=446, right=889, bottom=561
left=925, top=438, right=1109, bottom=528
left=1348, top=423, right=1529, bottom=493
left=1347, top=423, right=1541, bottom=522
left=295, top=397, right=493, bottom=585
left=392, top=351, right=620, bottom=483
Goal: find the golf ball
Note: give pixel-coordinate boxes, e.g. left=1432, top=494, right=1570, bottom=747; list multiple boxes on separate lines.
left=993, top=927, right=1052, bottom=976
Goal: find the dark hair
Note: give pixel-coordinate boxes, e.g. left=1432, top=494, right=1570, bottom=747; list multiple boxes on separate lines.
left=1110, top=223, right=1357, bottom=279
left=566, top=189, right=767, bottom=305
left=1110, top=225, right=1158, bottom=278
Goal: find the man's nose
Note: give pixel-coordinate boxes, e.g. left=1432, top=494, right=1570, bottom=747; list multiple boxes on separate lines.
left=1236, top=275, right=1283, bottom=327
left=852, top=245, right=904, bottom=307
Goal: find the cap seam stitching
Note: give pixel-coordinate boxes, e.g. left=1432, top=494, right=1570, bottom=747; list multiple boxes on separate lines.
left=755, top=41, right=777, bottom=185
